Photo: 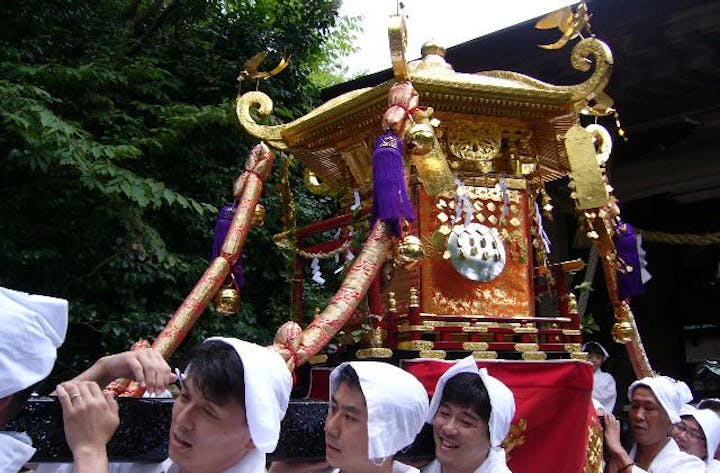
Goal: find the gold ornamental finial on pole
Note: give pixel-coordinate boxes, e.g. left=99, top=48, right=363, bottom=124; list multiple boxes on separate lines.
left=409, top=287, right=419, bottom=308
left=388, top=13, right=409, bottom=81
left=388, top=292, right=397, bottom=312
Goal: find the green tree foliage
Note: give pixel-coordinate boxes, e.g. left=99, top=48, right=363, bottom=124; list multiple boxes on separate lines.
left=0, top=0, right=355, bottom=381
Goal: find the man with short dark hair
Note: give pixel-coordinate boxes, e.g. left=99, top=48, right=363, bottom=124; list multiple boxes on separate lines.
left=422, top=356, right=515, bottom=473
left=37, top=337, right=292, bottom=473
left=324, top=361, right=429, bottom=473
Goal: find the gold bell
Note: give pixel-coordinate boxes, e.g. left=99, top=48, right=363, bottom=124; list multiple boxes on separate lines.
left=394, top=235, right=425, bottom=270
left=214, top=285, right=241, bottom=315
left=611, top=321, right=634, bottom=344
left=253, top=203, right=266, bottom=227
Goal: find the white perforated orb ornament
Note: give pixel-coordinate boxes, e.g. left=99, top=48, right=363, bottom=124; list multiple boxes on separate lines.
left=447, top=223, right=506, bottom=282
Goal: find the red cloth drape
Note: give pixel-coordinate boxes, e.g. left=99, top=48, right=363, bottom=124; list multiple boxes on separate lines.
left=309, top=359, right=596, bottom=473
left=403, top=359, right=595, bottom=473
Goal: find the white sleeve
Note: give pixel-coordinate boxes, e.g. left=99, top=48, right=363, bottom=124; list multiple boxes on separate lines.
left=33, top=463, right=73, bottom=473
left=595, top=372, right=617, bottom=413
left=34, top=462, right=160, bottom=473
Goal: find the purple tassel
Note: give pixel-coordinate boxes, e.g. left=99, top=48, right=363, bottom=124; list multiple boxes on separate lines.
left=615, top=223, right=643, bottom=300
left=212, top=204, right=244, bottom=288
left=372, top=130, right=415, bottom=235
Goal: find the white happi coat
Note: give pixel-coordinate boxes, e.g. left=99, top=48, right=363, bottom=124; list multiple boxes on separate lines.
left=329, top=460, right=419, bottom=473
left=0, top=432, right=36, bottom=473
left=421, top=447, right=512, bottom=473
left=592, top=369, right=617, bottom=414
left=34, top=447, right=266, bottom=473
left=628, top=438, right=707, bottom=473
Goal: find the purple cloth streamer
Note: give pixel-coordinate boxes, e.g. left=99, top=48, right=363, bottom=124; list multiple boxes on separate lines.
left=212, top=204, right=244, bottom=288
left=615, top=222, right=643, bottom=300
left=371, top=130, right=415, bottom=235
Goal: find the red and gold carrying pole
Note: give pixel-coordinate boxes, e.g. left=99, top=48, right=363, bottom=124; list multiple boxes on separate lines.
left=108, top=142, right=275, bottom=396
left=564, top=124, right=653, bottom=378
left=269, top=221, right=395, bottom=370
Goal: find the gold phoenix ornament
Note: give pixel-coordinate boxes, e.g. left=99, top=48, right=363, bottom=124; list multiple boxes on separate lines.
left=535, top=1, right=591, bottom=50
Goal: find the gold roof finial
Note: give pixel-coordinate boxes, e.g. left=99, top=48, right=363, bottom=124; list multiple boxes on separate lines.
left=421, top=40, right=446, bottom=58
left=409, top=40, right=454, bottom=74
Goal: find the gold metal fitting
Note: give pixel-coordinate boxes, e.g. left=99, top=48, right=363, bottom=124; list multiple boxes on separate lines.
left=356, top=348, right=393, bottom=359
left=522, top=351, right=548, bottom=360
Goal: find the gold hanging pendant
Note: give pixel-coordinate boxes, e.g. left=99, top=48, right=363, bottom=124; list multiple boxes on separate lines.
left=214, top=276, right=242, bottom=315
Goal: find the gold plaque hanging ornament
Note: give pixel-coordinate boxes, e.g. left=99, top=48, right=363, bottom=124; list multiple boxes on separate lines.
left=564, top=124, right=610, bottom=209
left=447, top=223, right=506, bottom=282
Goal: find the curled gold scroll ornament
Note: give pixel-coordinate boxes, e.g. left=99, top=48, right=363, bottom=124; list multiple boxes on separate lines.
left=235, top=91, right=288, bottom=149
left=479, top=37, right=613, bottom=107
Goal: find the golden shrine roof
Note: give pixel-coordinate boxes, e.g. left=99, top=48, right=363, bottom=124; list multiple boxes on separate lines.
left=236, top=15, right=613, bottom=193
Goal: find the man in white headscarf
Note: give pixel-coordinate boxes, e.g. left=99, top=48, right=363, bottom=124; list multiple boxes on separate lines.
left=698, top=399, right=720, bottom=461
left=673, top=405, right=720, bottom=472
left=583, top=341, right=617, bottom=414
left=324, top=361, right=429, bottom=473
left=36, top=337, right=292, bottom=473
left=421, top=356, right=515, bottom=473
left=603, top=376, right=706, bottom=473
left=0, top=286, right=68, bottom=473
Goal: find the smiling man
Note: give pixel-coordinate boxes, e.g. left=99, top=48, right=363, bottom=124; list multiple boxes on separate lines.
left=36, top=337, right=292, bottom=473
left=422, top=356, right=516, bottom=473
left=603, top=376, right=706, bottom=473
left=673, top=405, right=720, bottom=472
left=324, top=361, right=429, bottom=473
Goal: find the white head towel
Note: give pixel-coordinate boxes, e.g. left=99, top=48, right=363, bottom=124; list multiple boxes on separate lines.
left=0, top=287, right=68, bottom=399
left=426, top=356, right=516, bottom=448
left=680, top=404, right=720, bottom=466
left=329, top=361, right=429, bottom=461
left=204, top=337, right=292, bottom=453
left=629, top=376, right=693, bottom=424
left=582, top=341, right=610, bottom=360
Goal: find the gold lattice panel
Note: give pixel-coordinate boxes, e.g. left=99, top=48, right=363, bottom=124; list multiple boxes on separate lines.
left=418, top=184, right=534, bottom=317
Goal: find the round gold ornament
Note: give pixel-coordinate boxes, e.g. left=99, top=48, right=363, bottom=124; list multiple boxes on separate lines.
left=214, top=285, right=241, bottom=314
left=253, top=203, right=266, bottom=227
left=611, top=321, right=634, bottom=344
left=394, top=235, right=425, bottom=270
left=406, top=122, right=435, bottom=156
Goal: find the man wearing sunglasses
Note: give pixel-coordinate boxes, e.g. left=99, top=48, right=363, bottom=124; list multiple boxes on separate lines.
left=37, top=337, right=292, bottom=473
